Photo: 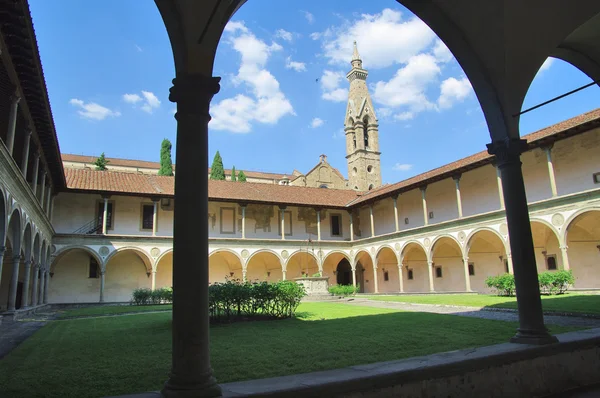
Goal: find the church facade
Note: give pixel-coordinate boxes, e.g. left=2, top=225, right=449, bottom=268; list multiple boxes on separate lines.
left=1, top=11, right=599, bottom=310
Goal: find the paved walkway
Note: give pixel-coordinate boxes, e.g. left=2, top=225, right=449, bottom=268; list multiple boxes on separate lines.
left=0, top=310, right=57, bottom=359
left=345, top=299, right=600, bottom=328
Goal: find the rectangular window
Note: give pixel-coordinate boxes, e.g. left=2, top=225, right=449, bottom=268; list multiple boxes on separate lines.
left=435, top=266, right=443, bottom=278
left=141, top=204, right=154, bottom=230
left=384, top=271, right=389, bottom=281
left=546, top=255, right=558, bottom=270
left=97, top=201, right=114, bottom=231
left=89, top=257, right=99, bottom=279
left=407, top=269, right=414, bottom=280
left=220, top=207, right=236, bottom=234
left=330, top=213, right=342, bottom=237
left=468, top=262, right=475, bottom=276
left=593, top=172, right=600, bottom=184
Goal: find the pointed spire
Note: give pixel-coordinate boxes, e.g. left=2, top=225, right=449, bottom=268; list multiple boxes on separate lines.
left=351, top=41, right=363, bottom=69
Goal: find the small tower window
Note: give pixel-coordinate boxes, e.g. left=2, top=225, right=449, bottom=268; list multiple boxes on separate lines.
left=367, top=165, right=373, bottom=173
left=368, top=184, right=374, bottom=190
left=353, top=134, right=356, bottom=149
left=364, top=130, right=369, bottom=148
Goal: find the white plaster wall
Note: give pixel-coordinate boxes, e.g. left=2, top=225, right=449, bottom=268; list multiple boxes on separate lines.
left=373, top=198, right=396, bottom=236
left=553, top=129, right=600, bottom=196
left=53, top=192, right=97, bottom=234
left=155, top=252, right=173, bottom=288
left=426, top=178, right=459, bottom=224
left=522, top=149, right=553, bottom=203
left=460, top=164, right=500, bottom=217
left=48, top=250, right=100, bottom=303
left=468, top=252, right=506, bottom=293
left=246, top=253, right=283, bottom=282
left=104, top=252, right=151, bottom=302
left=402, top=262, right=429, bottom=293
left=398, top=189, right=425, bottom=230
left=376, top=249, right=400, bottom=293
left=431, top=243, right=466, bottom=292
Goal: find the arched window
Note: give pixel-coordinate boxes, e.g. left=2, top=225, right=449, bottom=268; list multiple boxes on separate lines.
left=363, top=117, right=369, bottom=148
left=353, top=134, right=356, bottom=149
left=368, top=184, right=374, bottom=190
left=319, top=184, right=328, bottom=189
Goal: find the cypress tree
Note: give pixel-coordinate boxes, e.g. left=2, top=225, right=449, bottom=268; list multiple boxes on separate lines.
left=209, top=151, right=225, bottom=180
left=158, top=138, right=174, bottom=176
left=238, top=170, right=247, bottom=182
left=231, top=165, right=237, bottom=182
left=94, top=152, right=109, bottom=171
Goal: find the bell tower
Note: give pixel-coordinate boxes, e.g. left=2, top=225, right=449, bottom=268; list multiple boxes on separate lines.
left=345, top=42, right=382, bottom=191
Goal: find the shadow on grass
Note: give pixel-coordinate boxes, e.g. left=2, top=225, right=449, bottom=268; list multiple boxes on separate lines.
left=0, top=303, right=575, bottom=398
left=483, top=294, right=600, bottom=315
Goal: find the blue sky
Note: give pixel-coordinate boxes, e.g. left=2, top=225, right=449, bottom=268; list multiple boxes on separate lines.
left=29, top=0, right=600, bottom=184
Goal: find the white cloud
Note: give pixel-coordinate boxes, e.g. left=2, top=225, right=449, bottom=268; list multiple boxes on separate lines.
left=224, top=20, right=248, bottom=34
left=393, top=163, right=413, bottom=171
left=539, top=57, right=554, bottom=72
left=394, top=112, right=414, bottom=121
left=275, top=29, right=294, bottom=42
left=320, top=70, right=348, bottom=102
left=211, top=23, right=294, bottom=133
left=310, top=32, right=321, bottom=40
left=332, top=128, right=345, bottom=139
left=310, top=118, right=324, bottom=128
left=303, top=11, right=315, bottom=24
left=437, top=77, right=472, bottom=109
left=123, top=93, right=142, bottom=104
left=285, top=57, right=306, bottom=72
left=69, top=98, right=121, bottom=120
left=320, top=8, right=436, bottom=69
left=378, top=107, right=393, bottom=119
left=135, top=44, right=143, bottom=53
left=432, top=39, right=453, bottom=63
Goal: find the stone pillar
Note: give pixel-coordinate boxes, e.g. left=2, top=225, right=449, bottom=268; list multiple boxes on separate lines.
left=5, top=93, right=21, bottom=156
left=151, top=270, right=157, bottom=290
left=282, top=270, right=287, bottom=281
left=99, top=270, right=105, bottom=303
left=39, top=172, right=47, bottom=205
left=241, top=205, right=246, bottom=239
left=43, top=268, right=49, bottom=304
left=8, top=255, right=21, bottom=311
left=487, top=138, right=556, bottom=345
left=102, top=197, right=109, bottom=235
left=0, top=247, right=4, bottom=295
left=21, top=260, right=33, bottom=308
left=21, top=130, right=32, bottom=177
left=453, top=175, right=463, bottom=218
left=427, top=260, right=434, bottom=292
left=372, top=265, right=379, bottom=293
left=38, top=266, right=45, bottom=305
left=45, top=186, right=52, bottom=215
left=348, top=210, right=354, bottom=242
left=462, top=256, right=472, bottom=292
left=279, top=206, right=286, bottom=240
left=49, top=195, right=55, bottom=223
left=316, top=209, right=321, bottom=241
left=560, top=246, right=570, bottom=271
left=494, top=164, right=505, bottom=210
left=369, top=205, right=375, bottom=237
left=242, top=268, right=247, bottom=282
left=31, top=152, right=40, bottom=194
left=351, top=266, right=357, bottom=288
left=161, top=73, right=222, bottom=398
left=543, top=146, right=558, bottom=197
left=397, top=263, right=404, bottom=293
left=31, top=263, right=39, bottom=307
left=153, top=200, right=159, bottom=237
left=506, top=253, right=514, bottom=274
left=392, top=195, right=399, bottom=232
left=420, top=186, right=428, bottom=226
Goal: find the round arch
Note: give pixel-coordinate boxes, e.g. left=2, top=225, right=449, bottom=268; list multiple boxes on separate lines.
left=208, top=248, right=243, bottom=266
left=22, top=223, right=33, bottom=260
left=465, top=228, right=509, bottom=292
left=530, top=219, right=563, bottom=275
left=104, top=247, right=154, bottom=272
left=465, top=227, right=507, bottom=254
left=400, top=241, right=429, bottom=293
left=155, top=248, right=173, bottom=267
left=209, top=249, right=244, bottom=282
left=32, top=233, right=41, bottom=263
left=322, top=251, right=352, bottom=285
left=563, top=209, right=600, bottom=289
left=104, top=247, right=154, bottom=302
left=51, top=246, right=103, bottom=272
left=429, top=235, right=465, bottom=292
left=0, top=185, right=6, bottom=246
left=375, top=246, right=400, bottom=293
left=400, top=240, right=427, bottom=259
left=430, top=234, right=464, bottom=260
left=375, top=244, right=398, bottom=262
left=246, top=249, right=283, bottom=268
left=563, top=207, right=600, bottom=243
left=530, top=218, right=563, bottom=246
left=6, top=208, right=22, bottom=254
left=354, top=249, right=374, bottom=293
left=48, top=246, right=104, bottom=304
left=285, top=250, right=319, bottom=279
left=245, top=250, right=282, bottom=283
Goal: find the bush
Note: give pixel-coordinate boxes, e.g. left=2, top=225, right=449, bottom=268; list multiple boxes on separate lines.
left=485, top=273, right=515, bottom=296
left=131, top=287, right=173, bottom=305
left=328, top=284, right=359, bottom=297
left=132, top=288, right=153, bottom=305
left=538, top=270, right=574, bottom=295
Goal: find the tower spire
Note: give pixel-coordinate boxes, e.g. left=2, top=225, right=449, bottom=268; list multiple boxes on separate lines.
left=351, top=41, right=362, bottom=68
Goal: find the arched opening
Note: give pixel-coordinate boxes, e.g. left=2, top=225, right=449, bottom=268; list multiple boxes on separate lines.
left=286, top=251, right=319, bottom=279
left=355, top=250, right=374, bottom=293
left=1, top=210, right=20, bottom=311
left=0, top=190, right=6, bottom=248
left=49, top=247, right=103, bottom=303
left=565, top=210, right=600, bottom=289
left=531, top=221, right=563, bottom=274
left=155, top=250, right=173, bottom=289
left=430, top=236, right=465, bottom=292
left=376, top=247, right=400, bottom=293
left=322, top=251, right=352, bottom=285
left=246, top=251, right=282, bottom=283
left=401, top=242, right=428, bottom=293
left=466, top=229, right=508, bottom=292
left=104, top=249, right=153, bottom=302
left=208, top=250, right=243, bottom=283
left=363, top=117, right=369, bottom=148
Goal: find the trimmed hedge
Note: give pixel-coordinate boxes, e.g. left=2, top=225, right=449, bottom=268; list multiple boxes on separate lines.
left=485, top=270, right=575, bottom=296
left=131, top=287, right=173, bottom=305
left=328, top=284, right=360, bottom=297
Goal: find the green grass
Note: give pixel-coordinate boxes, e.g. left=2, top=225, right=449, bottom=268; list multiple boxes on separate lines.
left=56, top=304, right=173, bottom=319
left=362, top=293, right=600, bottom=314
left=0, top=302, right=578, bottom=398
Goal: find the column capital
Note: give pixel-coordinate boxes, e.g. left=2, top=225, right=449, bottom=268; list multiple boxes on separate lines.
left=392, top=193, right=399, bottom=201
left=541, top=143, right=554, bottom=152
left=278, top=205, right=287, bottom=210
left=453, top=174, right=462, bottom=182
left=24, top=260, right=33, bottom=266
left=100, top=270, right=106, bottom=276
left=462, top=256, right=469, bottom=262
left=486, top=138, right=528, bottom=168
left=559, top=245, right=568, bottom=250
left=12, top=254, right=22, bottom=262
left=427, top=260, right=433, bottom=266
left=420, top=185, right=427, bottom=193
left=11, top=93, right=21, bottom=104
left=169, top=74, right=221, bottom=119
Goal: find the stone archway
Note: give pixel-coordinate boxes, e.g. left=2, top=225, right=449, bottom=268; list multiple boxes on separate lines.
left=208, top=250, right=243, bottom=283
left=155, top=250, right=173, bottom=289
left=564, top=210, right=600, bottom=289
left=466, top=229, right=508, bottom=292
left=430, top=236, right=465, bottom=292
left=401, top=242, right=428, bottom=293
left=286, top=250, right=319, bottom=280
left=531, top=221, right=563, bottom=274
left=49, top=247, right=103, bottom=303
left=246, top=250, right=282, bottom=283
left=376, top=247, right=400, bottom=293
left=355, top=250, right=374, bottom=293
left=104, top=248, right=153, bottom=302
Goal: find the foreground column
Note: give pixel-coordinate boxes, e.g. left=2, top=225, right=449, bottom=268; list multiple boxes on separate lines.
left=31, top=263, right=39, bottom=307
left=8, top=255, right=21, bottom=311
left=21, top=260, right=33, bottom=308
left=488, top=139, right=556, bottom=345
left=161, top=74, right=222, bottom=398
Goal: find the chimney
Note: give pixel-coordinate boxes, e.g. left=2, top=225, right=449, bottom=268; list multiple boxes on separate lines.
left=320, top=154, right=327, bottom=163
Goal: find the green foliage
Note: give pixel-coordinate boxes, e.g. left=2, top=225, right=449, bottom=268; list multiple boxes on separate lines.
left=237, top=170, right=247, bottom=182
left=231, top=165, right=237, bottom=182
left=208, top=279, right=306, bottom=321
left=158, top=139, right=174, bottom=176
left=94, top=152, right=109, bottom=171
left=311, top=272, right=321, bottom=277
left=485, top=273, right=515, bottom=296
left=131, top=287, right=173, bottom=305
left=328, top=284, right=360, bottom=297
left=210, top=151, right=225, bottom=180
left=538, top=270, right=575, bottom=295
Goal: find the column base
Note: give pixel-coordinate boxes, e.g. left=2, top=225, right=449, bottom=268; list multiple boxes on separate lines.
left=510, top=329, right=559, bottom=345
left=161, top=373, right=222, bottom=398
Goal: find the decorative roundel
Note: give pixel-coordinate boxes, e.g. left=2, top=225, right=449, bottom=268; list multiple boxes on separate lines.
left=458, top=231, right=466, bottom=242
left=349, top=249, right=354, bottom=257
left=99, top=246, right=110, bottom=257
left=423, top=238, right=431, bottom=247
left=150, top=247, right=160, bottom=257
left=50, top=244, right=57, bottom=254
left=499, top=223, right=509, bottom=236
left=241, top=249, right=249, bottom=259
left=394, top=243, right=400, bottom=251
left=281, top=250, right=289, bottom=259
left=551, top=213, right=565, bottom=227
left=370, top=247, right=375, bottom=254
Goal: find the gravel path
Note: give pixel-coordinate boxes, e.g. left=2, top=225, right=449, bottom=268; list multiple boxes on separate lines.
left=343, top=299, right=600, bottom=328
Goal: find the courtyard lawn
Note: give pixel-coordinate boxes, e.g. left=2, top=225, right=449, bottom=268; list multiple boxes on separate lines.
left=57, top=304, right=173, bottom=319
left=362, top=293, right=600, bottom=315
left=0, top=302, right=578, bottom=398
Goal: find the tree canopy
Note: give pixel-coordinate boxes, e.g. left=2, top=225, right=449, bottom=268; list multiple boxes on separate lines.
left=158, top=138, right=174, bottom=176
left=210, top=151, right=225, bottom=180
left=94, top=152, right=109, bottom=171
